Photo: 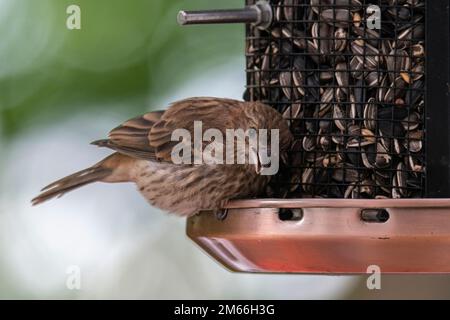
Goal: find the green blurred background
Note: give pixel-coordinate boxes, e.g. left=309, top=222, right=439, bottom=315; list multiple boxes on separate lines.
left=1, top=0, right=450, bottom=299
left=0, top=0, right=245, bottom=138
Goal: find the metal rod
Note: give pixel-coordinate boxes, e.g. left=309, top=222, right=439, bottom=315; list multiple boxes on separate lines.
left=177, top=1, right=272, bottom=29
left=178, top=8, right=258, bottom=25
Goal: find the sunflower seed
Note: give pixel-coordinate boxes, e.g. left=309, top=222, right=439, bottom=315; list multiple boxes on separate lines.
left=302, top=135, right=316, bottom=152
left=280, top=72, right=293, bottom=99
left=397, top=162, right=409, bottom=196
left=407, top=130, right=423, bottom=153
left=334, top=28, right=347, bottom=52
left=335, top=62, right=349, bottom=92
left=332, top=164, right=360, bottom=183
left=346, top=129, right=376, bottom=148
left=282, top=103, right=302, bottom=120
left=402, top=112, right=420, bottom=131
left=375, top=143, right=391, bottom=168
left=333, top=104, right=346, bottom=131
left=363, top=98, right=378, bottom=130
left=321, top=9, right=351, bottom=28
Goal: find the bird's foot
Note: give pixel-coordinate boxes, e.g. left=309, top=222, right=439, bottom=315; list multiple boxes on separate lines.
left=214, top=209, right=228, bottom=221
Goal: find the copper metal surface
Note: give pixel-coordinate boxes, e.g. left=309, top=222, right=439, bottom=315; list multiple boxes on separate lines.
left=187, top=199, right=450, bottom=274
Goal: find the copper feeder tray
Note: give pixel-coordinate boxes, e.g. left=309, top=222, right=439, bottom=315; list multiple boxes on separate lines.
left=186, top=199, right=450, bottom=274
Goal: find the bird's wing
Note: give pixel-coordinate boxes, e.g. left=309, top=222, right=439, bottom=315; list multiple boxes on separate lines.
left=149, top=97, right=242, bottom=162
left=92, top=111, right=164, bottom=160
left=93, top=98, right=242, bottom=162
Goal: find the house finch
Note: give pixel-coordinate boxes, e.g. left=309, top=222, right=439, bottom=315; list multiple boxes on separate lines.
left=32, top=97, right=293, bottom=217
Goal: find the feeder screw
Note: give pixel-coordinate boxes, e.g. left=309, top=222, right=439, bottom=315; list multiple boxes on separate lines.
left=177, top=0, right=272, bottom=30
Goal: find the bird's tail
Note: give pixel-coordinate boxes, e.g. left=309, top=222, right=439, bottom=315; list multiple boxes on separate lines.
left=32, top=153, right=130, bottom=206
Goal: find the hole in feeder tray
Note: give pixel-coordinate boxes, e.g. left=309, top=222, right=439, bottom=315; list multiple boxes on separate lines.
left=278, top=208, right=303, bottom=221
left=361, top=209, right=390, bottom=223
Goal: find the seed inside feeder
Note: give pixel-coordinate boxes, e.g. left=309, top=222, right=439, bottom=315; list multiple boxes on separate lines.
left=245, top=0, right=425, bottom=199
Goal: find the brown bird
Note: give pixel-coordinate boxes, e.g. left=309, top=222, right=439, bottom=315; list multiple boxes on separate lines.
left=32, top=97, right=293, bottom=217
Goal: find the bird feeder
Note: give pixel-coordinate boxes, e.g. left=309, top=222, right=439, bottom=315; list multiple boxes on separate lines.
left=178, top=0, right=450, bottom=273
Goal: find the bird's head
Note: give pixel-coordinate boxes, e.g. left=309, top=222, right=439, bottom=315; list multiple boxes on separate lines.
left=242, top=102, right=293, bottom=175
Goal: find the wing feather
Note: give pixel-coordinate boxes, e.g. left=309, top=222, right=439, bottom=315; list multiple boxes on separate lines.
left=93, top=98, right=244, bottom=162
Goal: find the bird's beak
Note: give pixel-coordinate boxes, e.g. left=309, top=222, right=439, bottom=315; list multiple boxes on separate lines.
left=250, top=147, right=262, bottom=174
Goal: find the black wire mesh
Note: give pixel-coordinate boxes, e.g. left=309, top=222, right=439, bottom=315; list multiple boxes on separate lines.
left=244, top=0, right=426, bottom=199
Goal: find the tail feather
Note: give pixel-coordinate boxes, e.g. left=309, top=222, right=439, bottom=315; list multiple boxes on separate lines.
left=32, top=166, right=112, bottom=206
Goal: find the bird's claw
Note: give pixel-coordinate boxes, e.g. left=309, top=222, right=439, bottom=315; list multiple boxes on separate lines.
left=215, top=209, right=228, bottom=221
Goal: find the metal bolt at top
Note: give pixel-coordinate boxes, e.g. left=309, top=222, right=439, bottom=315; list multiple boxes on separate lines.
left=177, top=0, right=273, bottom=29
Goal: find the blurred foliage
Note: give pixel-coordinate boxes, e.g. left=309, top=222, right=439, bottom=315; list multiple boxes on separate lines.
left=0, top=0, right=244, bottom=139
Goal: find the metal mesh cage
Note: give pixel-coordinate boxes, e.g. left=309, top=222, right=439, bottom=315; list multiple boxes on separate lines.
left=244, top=0, right=426, bottom=199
